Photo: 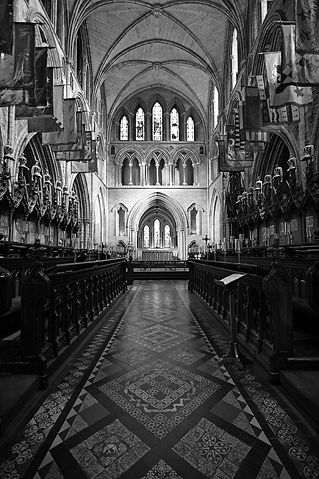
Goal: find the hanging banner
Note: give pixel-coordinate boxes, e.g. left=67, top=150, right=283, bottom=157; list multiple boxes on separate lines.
left=244, top=87, right=264, bottom=130
left=57, top=132, right=97, bottom=163
left=0, top=0, right=13, bottom=54
left=282, top=23, right=319, bottom=85
left=0, top=23, right=35, bottom=106
left=50, top=111, right=85, bottom=152
left=217, top=139, right=252, bottom=172
left=264, top=51, right=313, bottom=107
left=296, top=0, right=319, bottom=54
left=42, top=99, right=79, bottom=146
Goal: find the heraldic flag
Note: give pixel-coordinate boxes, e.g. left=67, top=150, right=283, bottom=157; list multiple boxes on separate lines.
left=281, top=0, right=319, bottom=85
left=264, top=51, right=313, bottom=107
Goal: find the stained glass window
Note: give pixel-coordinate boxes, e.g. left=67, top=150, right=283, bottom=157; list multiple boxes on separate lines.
left=152, top=102, right=162, bottom=141
left=231, top=28, right=238, bottom=89
left=187, top=117, right=194, bottom=141
left=144, top=225, right=150, bottom=248
left=136, top=107, right=145, bottom=140
left=120, top=116, right=128, bottom=140
left=170, top=108, right=179, bottom=141
left=164, top=225, right=171, bottom=248
left=154, top=219, right=160, bottom=247
left=213, top=87, right=219, bottom=128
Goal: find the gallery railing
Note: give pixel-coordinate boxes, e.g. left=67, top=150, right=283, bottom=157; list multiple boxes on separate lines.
left=188, top=259, right=293, bottom=382
left=9, top=258, right=127, bottom=386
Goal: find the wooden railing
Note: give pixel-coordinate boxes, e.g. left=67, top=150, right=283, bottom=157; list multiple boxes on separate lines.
left=7, top=258, right=127, bottom=386
left=188, top=260, right=293, bottom=382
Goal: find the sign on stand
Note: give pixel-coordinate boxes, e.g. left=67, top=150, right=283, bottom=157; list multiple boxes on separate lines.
left=214, top=273, right=247, bottom=367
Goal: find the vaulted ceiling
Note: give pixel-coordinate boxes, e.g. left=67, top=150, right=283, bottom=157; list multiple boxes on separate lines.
left=67, top=0, right=249, bottom=129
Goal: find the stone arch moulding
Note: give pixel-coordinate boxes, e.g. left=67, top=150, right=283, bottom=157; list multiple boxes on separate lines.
left=145, top=148, right=170, bottom=166
left=209, top=189, right=223, bottom=246
left=127, top=192, right=189, bottom=259
left=252, top=129, right=301, bottom=185
left=171, top=147, right=201, bottom=166
left=111, top=202, right=129, bottom=237
left=115, top=147, right=144, bottom=166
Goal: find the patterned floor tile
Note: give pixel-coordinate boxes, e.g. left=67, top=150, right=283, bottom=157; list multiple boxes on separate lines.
left=99, top=359, right=220, bottom=438
left=167, top=349, right=206, bottom=365
left=126, top=324, right=195, bottom=352
left=69, top=419, right=150, bottom=479
left=141, top=459, right=182, bottom=478
left=173, top=417, right=251, bottom=477
left=112, top=347, right=154, bottom=366
left=1, top=280, right=319, bottom=479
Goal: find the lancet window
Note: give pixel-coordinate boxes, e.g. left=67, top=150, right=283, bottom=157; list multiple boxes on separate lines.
left=164, top=225, right=171, bottom=248
left=186, top=117, right=194, bottom=141
left=136, top=107, right=145, bottom=140
left=152, top=102, right=163, bottom=141
left=170, top=108, right=179, bottom=141
left=120, top=116, right=128, bottom=140
left=154, top=219, right=160, bottom=247
left=143, top=225, right=150, bottom=248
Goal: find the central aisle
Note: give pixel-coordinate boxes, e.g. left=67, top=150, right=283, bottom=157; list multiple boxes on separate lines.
left=1, top=281, right=319, bottom=478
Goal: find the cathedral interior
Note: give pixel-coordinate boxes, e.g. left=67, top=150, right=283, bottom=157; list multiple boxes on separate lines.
left=0, top=0, right=319, bottom=477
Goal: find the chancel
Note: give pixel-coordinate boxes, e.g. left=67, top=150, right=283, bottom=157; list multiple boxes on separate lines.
left=0, top=0, right=319, bottom=477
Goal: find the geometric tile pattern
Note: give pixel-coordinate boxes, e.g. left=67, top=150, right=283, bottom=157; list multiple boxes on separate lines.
left=173, top=417, right=251, bottom=477
left=1, top=280, right=319, bottom=479
left=70, top=419, right=150, bottom=479
left=99, top=359, right=220, bottom=438
left=167, top=349, right=206, bottom=365
left=141, top=459, right=182, bottom=478
left=126, top=324, right=195, bottom=352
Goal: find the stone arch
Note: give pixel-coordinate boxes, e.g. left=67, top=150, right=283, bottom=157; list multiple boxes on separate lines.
left=26, top=8, right=64, bottom=69
left=187, top=202, right=204, bottom=236
left=171, top=147, right=200, bottom=166
left=253, top=131, right=301, bottom=185
left=145, top=148, right=170, bottom=166
left=115, top=147, right=143, bottom=166
left=127, top=192, right=188, bottom=259
left=209, top=189, right=222, bottom=246
left=111, top=203, right=129, bottom=237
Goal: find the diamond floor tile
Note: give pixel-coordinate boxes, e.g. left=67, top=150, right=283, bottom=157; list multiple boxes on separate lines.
left=0, top=280, right=318, bottom=479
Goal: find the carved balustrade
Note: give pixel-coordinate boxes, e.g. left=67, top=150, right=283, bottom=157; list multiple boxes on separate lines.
left=188, top=260, right=293, bottom=382
left=19, top=259, right=127, bottom=386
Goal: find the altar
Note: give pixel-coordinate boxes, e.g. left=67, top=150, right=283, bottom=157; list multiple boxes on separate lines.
left=141, top=249, right=173, bottom=261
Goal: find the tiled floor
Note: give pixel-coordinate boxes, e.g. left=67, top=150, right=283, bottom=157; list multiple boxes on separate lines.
left=1, top=280, right=319, bottom=478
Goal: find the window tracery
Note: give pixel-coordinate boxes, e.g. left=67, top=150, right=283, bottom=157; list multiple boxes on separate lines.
left=186, top=117, right=194, bottom=141
left=136, top=107, right=145, bottom=140
left=120, top=116, right=128, bottom=140
left=152, top=102, right=163, bottom=141
left=170, top=108, right=179, bottom=141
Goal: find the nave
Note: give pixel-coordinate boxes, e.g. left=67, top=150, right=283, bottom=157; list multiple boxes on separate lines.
left=0, top=281, right=319, bottom=479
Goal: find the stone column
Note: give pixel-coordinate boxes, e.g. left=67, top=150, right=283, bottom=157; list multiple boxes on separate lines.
left=82, top=219, right=90, bottom=249
left=164, top=112, right=170, bottom=141
left=155, top=160, right=160, bottom=185
left=180, top=112, right=186, bottom=141
left=129, top=160, right=133, bottom=185
left=129, top=113, right=134, bottom=141
left=165, top=163, right=170, bottom=185
left=146, top=113, right=152, bottom=141
left=182, top=163, right=187, bottom=186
